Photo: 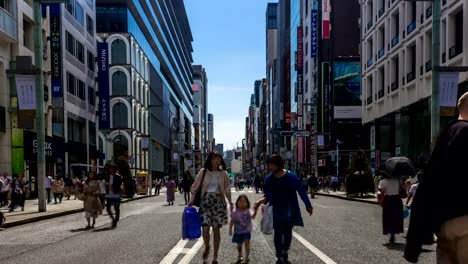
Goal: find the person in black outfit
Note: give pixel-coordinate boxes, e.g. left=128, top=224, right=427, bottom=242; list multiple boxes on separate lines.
left=254, top=174, right=262, bottom=193
left=308, top=175, right=319, bottom=199
left=181, top=171, right=194, bottom=205
left=405, top=92, right=468, bottom=263
left=9, top=177, right=25, bottom=212
left=106, top=164, right=123, bottom=229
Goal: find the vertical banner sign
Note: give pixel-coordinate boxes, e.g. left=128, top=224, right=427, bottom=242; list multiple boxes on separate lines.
left=98, top=42, right=110, bottom=129
left=321, top=62, right=330, bottom=136
left=311, top=10, right=318, bottom=57
left=439, top=72, right=459, bottom=107
left=16, top=75, right=36, bottom=110
left=297, top=26, right=303, bottom=71
left=322, top=0, right=331, bottom=39
left=50, top=3, right=62, bottom=97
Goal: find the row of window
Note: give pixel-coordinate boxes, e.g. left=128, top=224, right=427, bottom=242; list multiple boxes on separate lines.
left=66, top=31, right=95, bottom=71
left=67, top=72, right=94, bottom=106
left=66, top=0, right=94, bottom=36
left=364, top=8, right=464, bottom=72
left=112, top=102, right=148, bottom=134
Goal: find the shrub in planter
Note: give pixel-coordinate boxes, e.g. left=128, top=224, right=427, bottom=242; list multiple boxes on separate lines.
left=346, top=150, right=375, bottom=197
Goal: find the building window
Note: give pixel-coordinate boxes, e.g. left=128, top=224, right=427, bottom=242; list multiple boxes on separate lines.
left=88, top=86, right=95, bottom=106
left=0, top=106, right=5, bottom=132
left=87, top=51, right=94, bottom=71
left=66, top=0, right=84, bottom=27
left=23, top=19, right=34, bottom=50
left=112, top=102, right=128, bottom=128
left=112, top=71, right=127, bottom=95
left=66, top=31, right=75, bottom=55
left=75, top=2, right=84, bottom=26
left=111, top=39, right=127, bottom=65
left=77, top=79, right=85, bottom=100
left=67, top=72, right=76, bottom=95
left=86, top=14, right=94, bottom=36
left=76, top=42, right=84, bottom=63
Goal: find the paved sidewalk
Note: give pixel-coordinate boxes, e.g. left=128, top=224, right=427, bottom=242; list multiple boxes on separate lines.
left=316, top=190, right=379, bottom=205
left=0, top=190, right=167, bottom=228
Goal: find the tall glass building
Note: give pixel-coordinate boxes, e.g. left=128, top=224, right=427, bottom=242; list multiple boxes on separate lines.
left=96, top=0, right=194, bottom=180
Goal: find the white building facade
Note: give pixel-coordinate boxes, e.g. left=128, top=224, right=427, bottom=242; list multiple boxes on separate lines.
left=361, top=0, right=468, bottom=166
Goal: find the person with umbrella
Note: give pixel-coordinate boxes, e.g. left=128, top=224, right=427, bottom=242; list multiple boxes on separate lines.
left=378, top=157, right=415, bottom=244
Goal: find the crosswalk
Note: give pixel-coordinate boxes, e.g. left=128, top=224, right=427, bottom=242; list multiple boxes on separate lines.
left=230, top=188, right=259, bottom=194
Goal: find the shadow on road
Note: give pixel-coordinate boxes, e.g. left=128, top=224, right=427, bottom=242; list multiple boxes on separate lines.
left=70, top=227, right=88, bottom=233
left=93, top=227, right=115, bottom=232
left=383, top=242, right=433, bottom=254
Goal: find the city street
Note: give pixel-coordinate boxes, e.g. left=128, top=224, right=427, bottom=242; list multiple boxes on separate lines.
left=0, top=191, right=436, bottom=264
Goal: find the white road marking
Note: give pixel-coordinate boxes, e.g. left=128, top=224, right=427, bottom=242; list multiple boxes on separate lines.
left=293, top=231, right=337, bottom=264
left=178, top=239, right=204, bottom=264
left=159, top=239, right=189, bottom=264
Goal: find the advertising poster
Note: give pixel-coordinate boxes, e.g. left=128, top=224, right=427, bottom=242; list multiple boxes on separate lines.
left=16, top=75, right=36, bottom=110
left=333, top=61, right=362, bottom=119
left=322, top=0, right=331, bottom=39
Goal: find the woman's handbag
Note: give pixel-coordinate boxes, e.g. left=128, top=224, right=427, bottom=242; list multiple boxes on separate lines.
left=192, top=169, right=207, bottom=207
left=377, top=191, right=384, bottom=207
left=261, top=205, right=274, bottom=235
left=78, top=193, right=86, bottom=201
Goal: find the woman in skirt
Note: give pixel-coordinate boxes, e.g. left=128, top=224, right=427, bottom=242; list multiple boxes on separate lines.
left=189, top=152, right=233, bottom=264
left=379, top=175, right=404, bottom=243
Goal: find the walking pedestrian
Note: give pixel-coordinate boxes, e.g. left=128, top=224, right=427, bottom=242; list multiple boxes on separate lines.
left=0, top=176, right=5, bottom=207
left=181, top=171, right=194, bottom=205
left=0, top=210, right=5, bottom=231
left=165, top=177, right=176, bottom=206
left=45, top=175, right=53, bottom=204
left=71, top=175, right=79, bottom=200
left=331, top=175, right=339, bottom=192
left=378, top=174, right=404, bottom=244
left=253, top=155, right=313, bottom=264
left=308, top=175, right=319, bottom=199
left=154, top=178, right=161, bottom=196
left=1, top=173, right=11, bottom=207
left=63, top=175, right=73, bottom=200
left=8, top=177, right=25, bottom=212
left=254, top=174, right=262, bottom=194
left=405, top=92, right=468, bottom=263
left=229, top=195, right=253, bottom=264
left=406, top=171, right=422, bottom=209
left=52, top=176, right=64, bottom=204
left=106, top=163, right=122, bottom=229
left=83, top=172, right=102, bottom=229
left=189, top=152, right=233, bottom=264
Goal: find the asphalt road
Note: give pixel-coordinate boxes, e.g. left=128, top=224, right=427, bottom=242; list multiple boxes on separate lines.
left=0, top=191, right=436, bottom=264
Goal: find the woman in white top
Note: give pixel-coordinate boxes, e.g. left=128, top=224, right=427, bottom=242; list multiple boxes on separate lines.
left=189, top=152, right=233, bottom=264
left=379, top=174, right=404, bottom=243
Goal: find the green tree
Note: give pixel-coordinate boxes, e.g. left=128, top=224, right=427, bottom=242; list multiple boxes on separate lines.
left=346, top=149, right=375, bottom=197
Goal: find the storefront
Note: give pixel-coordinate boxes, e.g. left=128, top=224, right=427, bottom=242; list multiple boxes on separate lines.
left=22, top=130, right=65, bottom=199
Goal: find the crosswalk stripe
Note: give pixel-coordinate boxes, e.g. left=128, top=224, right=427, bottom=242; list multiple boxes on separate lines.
left=293, top=231, right=337, bottom=264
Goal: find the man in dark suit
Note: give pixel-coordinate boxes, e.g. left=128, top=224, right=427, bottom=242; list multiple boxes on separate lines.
left=405, top=92, right=468, bottom=263
left=106, top=163, right=123, bottom=229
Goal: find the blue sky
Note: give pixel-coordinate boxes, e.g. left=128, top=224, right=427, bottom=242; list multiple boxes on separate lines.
left=184, top=0, right=271, bottom=150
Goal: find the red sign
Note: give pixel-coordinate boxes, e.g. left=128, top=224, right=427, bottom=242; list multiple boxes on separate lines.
left=285, top=112, right=292, bottom=123
left=192, top=84, right=199, bottom=92
left=322, top=0, right=331, bottom=39
left=297, top=26, right=303, bottom=70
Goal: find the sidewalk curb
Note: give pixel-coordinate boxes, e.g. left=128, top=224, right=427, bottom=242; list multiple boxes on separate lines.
left=3, top=195, right=156, bottom=229
left=316, top=192, right=379, bottom=205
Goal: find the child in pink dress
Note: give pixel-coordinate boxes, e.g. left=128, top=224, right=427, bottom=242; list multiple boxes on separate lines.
left=229, top=195, right=253, bottom=264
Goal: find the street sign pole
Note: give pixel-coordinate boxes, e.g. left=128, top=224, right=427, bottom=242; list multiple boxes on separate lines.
left=34, top=0, right=46, bottom=212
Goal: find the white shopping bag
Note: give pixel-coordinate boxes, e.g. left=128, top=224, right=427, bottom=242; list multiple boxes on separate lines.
left=261, top=205, right=274, bottom=235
